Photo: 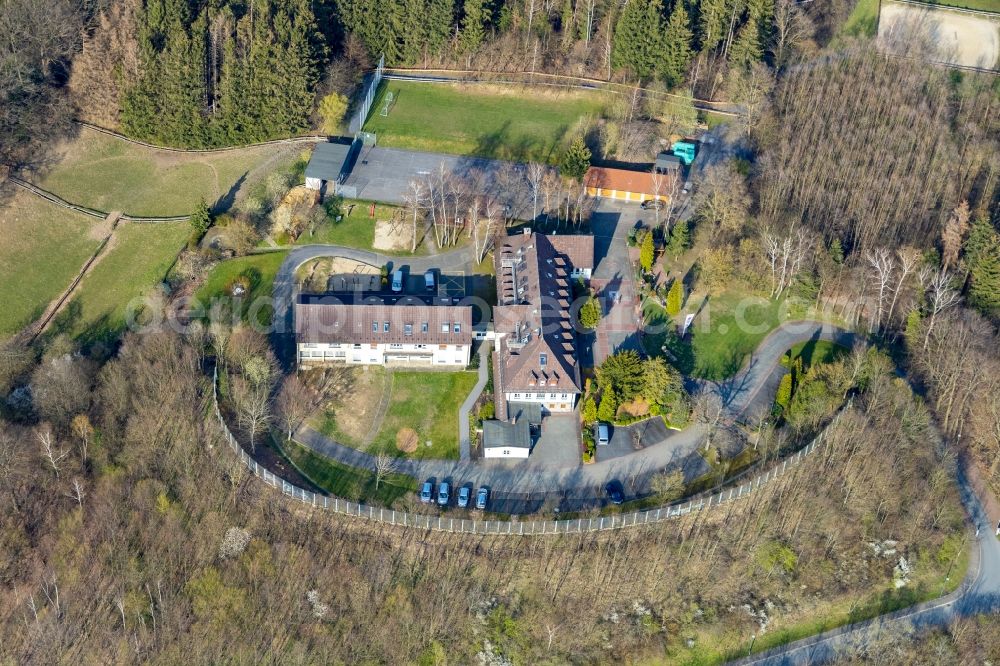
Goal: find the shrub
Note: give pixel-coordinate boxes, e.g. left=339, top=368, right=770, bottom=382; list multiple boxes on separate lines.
left=666, top=279, right=683, bottom=317
left=756, top=541, right=798, bottom=576
left=597, top=385, right=617, bottom=422
left=640, top=231, right=655, bottom=272
left=578, top=295, right=602, bottom=330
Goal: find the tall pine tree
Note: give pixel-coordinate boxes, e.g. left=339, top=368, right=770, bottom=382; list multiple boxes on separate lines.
left=660, top=1, right=693, bottom=88
left=612, top=0, right=665, bottom=81
left=965, top=217, right=1000, bottom=316
left=728, top=15, right=763, bottom=70
left=459, top=0, right=487, bottom=52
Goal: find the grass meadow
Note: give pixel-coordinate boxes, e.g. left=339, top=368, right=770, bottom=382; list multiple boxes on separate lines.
left=0, top=191, right=101, bottom=339
left=33, top=126, right=303, bottom=216
left=51, top=221, right=189, bottom=343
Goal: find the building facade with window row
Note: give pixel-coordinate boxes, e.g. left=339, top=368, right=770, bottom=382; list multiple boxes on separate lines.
left=295, top=295, right=472, bottom=367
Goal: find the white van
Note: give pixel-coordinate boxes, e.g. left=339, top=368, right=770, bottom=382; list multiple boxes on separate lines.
left=391, top=270, right=404, bottom=292
left=596, top=423, right=610, bottom=446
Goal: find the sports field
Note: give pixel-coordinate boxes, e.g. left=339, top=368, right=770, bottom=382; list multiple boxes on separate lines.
left=33, top=126, right=306, bottom=216
left=364, top=81, right=609, bottom=163
left=0, top=191, right=102, bottom=339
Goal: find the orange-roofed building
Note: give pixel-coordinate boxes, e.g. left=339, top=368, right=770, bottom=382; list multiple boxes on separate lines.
left=584, top=166, right=673, bottom=202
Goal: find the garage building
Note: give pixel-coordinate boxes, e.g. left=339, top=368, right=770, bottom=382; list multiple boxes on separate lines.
left=584, top=166, right=673, bottom=202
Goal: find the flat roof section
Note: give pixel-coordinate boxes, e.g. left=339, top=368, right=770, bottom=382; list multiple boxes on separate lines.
left=305, top=141, right=353, bottom=182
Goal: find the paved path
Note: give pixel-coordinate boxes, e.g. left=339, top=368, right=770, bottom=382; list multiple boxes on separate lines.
left=729, top=458, right=1000, bottom=665
left=458, top=341, right=492, bottom=461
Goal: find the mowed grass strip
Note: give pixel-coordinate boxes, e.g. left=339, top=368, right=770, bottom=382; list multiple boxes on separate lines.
left=0, top=191, right=102, bottom=339
left=53, top=221, right=189, bottom=342
left=365, top=81, right=609, bottom=163
left=281, top=438, right=417, bottom=507
left=34, top=126, right=303, bottom=217
left=370, top=370, right=479, bottom=460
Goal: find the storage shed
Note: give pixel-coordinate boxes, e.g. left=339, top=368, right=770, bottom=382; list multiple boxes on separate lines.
left=304, top=141, right=353, bottom=192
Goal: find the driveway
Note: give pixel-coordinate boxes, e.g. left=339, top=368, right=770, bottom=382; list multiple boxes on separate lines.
left=586, top=198, right=649, bottom=365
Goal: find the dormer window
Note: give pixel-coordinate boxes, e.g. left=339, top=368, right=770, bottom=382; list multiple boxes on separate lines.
left=540, top=353, right=547, bottom=367
left=404, top=323, right=413, bottom=336
left=421, top=322, right=429, bottom=333
left=383, top=322, right=390, bottom=332
left=372, top=321, right=377, bottom=333
left=441, top=322, right=449, bottom=333
left=453, top=323, right=461, bottom=333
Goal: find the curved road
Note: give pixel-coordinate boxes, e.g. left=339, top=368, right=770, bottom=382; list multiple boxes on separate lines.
left=729, top=461, right=1000, bottom=665
left=272, top=239, right=857, bottom=511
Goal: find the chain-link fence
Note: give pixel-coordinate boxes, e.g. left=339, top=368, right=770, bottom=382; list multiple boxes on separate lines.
left=213, top=367, right=837, bottom=535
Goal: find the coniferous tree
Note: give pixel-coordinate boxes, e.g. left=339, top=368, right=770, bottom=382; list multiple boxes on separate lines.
left=666, top=279, right=683, bottom=317
left=460, top=0, right=487, bottom=52
left=582, top=395, right=598, bottom=424
left=612, top=0, right=665, bottom=80
left=965, top=217, right=1000, bottom=316
left=640, top=231, right=655, bottom=271
left=559, top=136, right=592, bottom=182
left=729, top=15, right=763, bottom=70
left=660, top=1, right=694, bottom=88
left=597, top=384, right=618, bottom=422
left=666, top=218, right=689, bottom=255
left=698, top=0, right=729, bottom=52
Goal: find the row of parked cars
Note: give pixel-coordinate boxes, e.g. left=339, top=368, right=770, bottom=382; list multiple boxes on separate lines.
left=420, top=481, right=489, bottom=509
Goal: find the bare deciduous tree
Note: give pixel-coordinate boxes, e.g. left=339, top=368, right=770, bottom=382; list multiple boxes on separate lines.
left=373, top=453, right=399, bottom=490
left=37, top=425, right=68, bottom=479
left=276, top=374, right=315, bottom=441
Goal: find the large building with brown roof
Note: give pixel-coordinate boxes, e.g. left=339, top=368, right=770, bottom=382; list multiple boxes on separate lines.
left=295, top=294, right=472, bottom=367
left=584, top=166, right=674, bottom=203
left=490, top=229, right=594, bottom=441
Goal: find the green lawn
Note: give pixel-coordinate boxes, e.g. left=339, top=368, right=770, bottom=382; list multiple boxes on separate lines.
left=371, top=371, right=479, bottom=459
left=780, top=340, right=850, bottom=370
left=194, top=251, right=288, bottom=327
left=688, top=293, right=788, bottom=381
left=319, top=369, right=479, bottom=460
left=0, top=191, right=102, bottom=339
left=290, top=200, right=392, bottom=249
left=35, top=126, right=305, bottom=217
left=840, top=0, right=880, bottom=37
left=51, top=221, right=189, bottom=343
left=279, top=437, right=417, bottom=507
left=364, top=81, right=610, bottom=163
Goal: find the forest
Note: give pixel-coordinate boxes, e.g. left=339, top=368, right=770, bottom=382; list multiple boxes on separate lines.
left=3, top=0, right=825, bottom=152
left=0, top=328, right=971, bottom=663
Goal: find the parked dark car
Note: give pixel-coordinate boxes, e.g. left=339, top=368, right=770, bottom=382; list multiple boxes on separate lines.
left=605, top=481, right=624, bottom=505
left=476, top=486, right=489, bottom=510
left=437, top=482, right=451, bottom=506
left=457, top=486, right=471, bottom=508
left=420, top=481, right=434, bottom=503
left=640, top=199, right=665, bottom=210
